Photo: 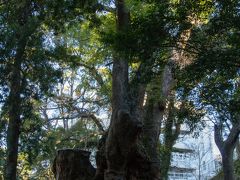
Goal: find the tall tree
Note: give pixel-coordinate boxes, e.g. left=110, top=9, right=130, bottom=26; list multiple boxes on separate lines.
left=0, top=1, right=100, bottom=179
left=177, top=0, right=240, bottom=179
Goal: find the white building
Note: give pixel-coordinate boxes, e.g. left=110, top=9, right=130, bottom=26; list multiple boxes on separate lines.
left=168, top=126, right=222, bottom=180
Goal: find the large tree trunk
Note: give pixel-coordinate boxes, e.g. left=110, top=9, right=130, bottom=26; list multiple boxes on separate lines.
left=95, top=1, right=178, bottom=179
left=52, top=149, right=95, bottom=180
left=104, top=0, right=143, bottom=179
left=94, top=0, right=145, bottom=178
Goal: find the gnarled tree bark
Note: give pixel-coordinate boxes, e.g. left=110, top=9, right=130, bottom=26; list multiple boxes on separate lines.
left=103, top=0, right=143, bottom=179
left=52, top=149, right=95, bottom=180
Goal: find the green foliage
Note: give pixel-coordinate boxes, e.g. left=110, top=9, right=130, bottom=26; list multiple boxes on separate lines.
left=0, top=0, right=240, bottom=178
left=173, top=0, right=240, bottom=129
left=0, top=0, right=104, bottom=178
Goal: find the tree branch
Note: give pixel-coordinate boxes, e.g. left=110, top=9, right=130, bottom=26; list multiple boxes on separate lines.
left=225, top=123, right=240, bottom=148
left=214, top=124, right=224, bottom=153
left=99, top=4, right=116, bottom=13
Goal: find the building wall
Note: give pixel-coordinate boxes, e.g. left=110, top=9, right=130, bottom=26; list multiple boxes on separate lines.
left=168, top=125, right=221, bottom=180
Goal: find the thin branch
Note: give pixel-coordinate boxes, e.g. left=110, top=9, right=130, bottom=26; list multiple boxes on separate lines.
left=100, top=4, right=116, bottom=13
left=73, top=106, right=105, bottom=133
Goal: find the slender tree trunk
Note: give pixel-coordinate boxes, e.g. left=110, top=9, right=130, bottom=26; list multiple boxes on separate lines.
left=5, top=68, right=21, bottom=180
left=198, top=156, right=201, bottom=180
left=5, top=3, right=30, bottom=177
left=236, top=138, right=240, bottom=159
left=140, top=62, right=174, bottom=180
left=160, top=99, right=180, bottom=179
left=214, top=124, right=240, bottom=180
left=5, top=53, right=23, bottom=180
left=142, top=100, right=163, bottom=179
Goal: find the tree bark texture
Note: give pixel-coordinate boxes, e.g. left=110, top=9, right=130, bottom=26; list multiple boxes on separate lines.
left=236, top=138, right=240, bottom=159
left=95, top=41, right=177, bottom=180
left=5, top=59, right=22, bottom=180
left=52, top=149, right=96, bottom=180
left=222, top=150, right=235, bottom=180
left=94, top=1, right=178, bottom=179
left=142, top=100, right=163, bottom=180
left=5, top=28, right=29, bottom=180
left=160, top=100, right=180, bottom=179
left=103, top=0, right=143, bottom=179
